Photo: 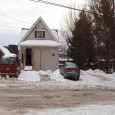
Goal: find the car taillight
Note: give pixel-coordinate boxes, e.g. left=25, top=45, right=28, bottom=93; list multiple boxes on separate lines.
left=66, top=68, right=72, bottom=72
left=76, top=68, right=80, bottom=73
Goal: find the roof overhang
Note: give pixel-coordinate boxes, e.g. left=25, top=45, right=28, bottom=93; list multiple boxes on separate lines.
left=19, top=40, right=61, bottom=48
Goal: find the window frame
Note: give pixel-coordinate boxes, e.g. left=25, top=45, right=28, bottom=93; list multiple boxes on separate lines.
left=35, top=31, right=45, bottom=38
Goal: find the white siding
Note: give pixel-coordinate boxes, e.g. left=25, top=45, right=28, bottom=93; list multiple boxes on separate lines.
left=33, top=47, right=41, bottom=71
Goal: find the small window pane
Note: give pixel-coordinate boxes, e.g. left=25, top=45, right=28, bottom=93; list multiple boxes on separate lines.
left=38, top=31, right=42, bottom=38
left=35, top=31, right=37, bottom=38
left=35, top=31, right=45, bottom=38
left=43, top=31, right=45, bottom=38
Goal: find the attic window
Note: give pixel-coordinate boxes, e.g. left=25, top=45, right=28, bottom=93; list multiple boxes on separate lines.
left=35, top=31, right=45, bottom=38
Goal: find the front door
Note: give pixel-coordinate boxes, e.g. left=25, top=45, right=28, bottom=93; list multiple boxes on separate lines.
left=26, top=48, right=32, bottom=65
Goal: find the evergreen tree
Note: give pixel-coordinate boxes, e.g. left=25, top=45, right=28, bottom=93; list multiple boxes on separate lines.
left=67, top=10, right=96, bottom=70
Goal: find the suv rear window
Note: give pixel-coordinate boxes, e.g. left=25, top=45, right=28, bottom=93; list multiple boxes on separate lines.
left=2, top=58, right=15, bottom=65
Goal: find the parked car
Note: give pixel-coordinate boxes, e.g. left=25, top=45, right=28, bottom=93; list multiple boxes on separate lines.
left=0, top=54, right=20, bottom=78
left=60, top=62, right=80, bottom=80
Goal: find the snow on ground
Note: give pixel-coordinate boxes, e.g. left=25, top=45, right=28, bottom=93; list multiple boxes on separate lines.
left=17, top=69, right=115, bottom=90
left=25, top=104, right=115, bottom=115
left=50, top=69, right=115, bottom=90
left=18, top=69, right=115, bottom=90
left=1, top=69, right=115, bottom=115
left=18, top=70, right=40, bottom=82
left=39, top=70, right=52, bottom=77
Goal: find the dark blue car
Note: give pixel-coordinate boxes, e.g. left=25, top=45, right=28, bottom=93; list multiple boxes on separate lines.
left=60, top=62, right=80, bottom=80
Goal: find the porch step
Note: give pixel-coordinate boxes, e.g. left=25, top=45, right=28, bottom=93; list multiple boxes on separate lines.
left=24, top=66, right=32, bottom=71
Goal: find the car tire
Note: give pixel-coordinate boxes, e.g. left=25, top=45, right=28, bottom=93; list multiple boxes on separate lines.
left=77, top=77, right=79, bottom=80
left=1, top=75, right=6, bottom=77
left=64, top=75, right=67, bottom=79
left=60, top=71, right=63, bottom=75
left=15, top=72, right=19, bottom=78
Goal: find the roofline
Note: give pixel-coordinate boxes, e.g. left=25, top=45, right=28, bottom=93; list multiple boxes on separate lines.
left=19, top=17, right=58, bottom=44
left=19, top=40, right=61, bottom=48
left=20, top=45, right=60, bottom=48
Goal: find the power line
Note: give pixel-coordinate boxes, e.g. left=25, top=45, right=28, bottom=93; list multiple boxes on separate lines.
left=0, top=23, right=27, bottom=29
left=0, top=13, right=32, bottom=24
left=30, top=0, right=93, bottom=14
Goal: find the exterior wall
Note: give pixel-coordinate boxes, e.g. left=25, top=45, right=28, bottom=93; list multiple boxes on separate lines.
left=33, top=47, right=40, bottom=71
left=20, top=46, right=59, bottom=71
left=40, top=47, right=59, bottom=71
left=20, top=47, right=24, bottom=70
left=33, top=47, right=59, bottom=71
left=25, top=21, right=54, bottom=41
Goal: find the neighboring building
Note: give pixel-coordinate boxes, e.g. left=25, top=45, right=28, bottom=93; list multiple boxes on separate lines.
left=8, top=45, right=18, bottom=55
left=19, top=17, right=60, bottom=71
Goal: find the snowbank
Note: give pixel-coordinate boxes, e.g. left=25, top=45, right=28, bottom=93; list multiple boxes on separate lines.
left=50, top=69, right=67, bottom=82
left=17, top=69, right=115, bottom=90
left=39, top=70, right=52, bottom=77
left=18, top=70, right=40, bottom=82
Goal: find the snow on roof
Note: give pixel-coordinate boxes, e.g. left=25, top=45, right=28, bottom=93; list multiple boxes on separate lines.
left=0, top=46, right=10, bottom=55
left=0, top=46, right=17, bottom=58
left=51, top=29, right=59, bottom=41
left=3, top=54, right=16, bottom=58
left=20, top=40, right=61, bottom=47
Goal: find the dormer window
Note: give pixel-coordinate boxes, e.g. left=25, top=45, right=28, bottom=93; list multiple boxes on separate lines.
left=35, top=31, right=45, bottom=38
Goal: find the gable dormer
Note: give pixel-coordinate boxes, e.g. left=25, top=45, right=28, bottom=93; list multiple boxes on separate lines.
left=20, top=17, right=58, bottom=43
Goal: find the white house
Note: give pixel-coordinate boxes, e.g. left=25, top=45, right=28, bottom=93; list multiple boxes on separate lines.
left=19, top=17, right=60, bottom=71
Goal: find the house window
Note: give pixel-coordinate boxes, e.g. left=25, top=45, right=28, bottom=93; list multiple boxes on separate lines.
left=35, top=31, right=45, bottom=38
left=51, top=50, right=56, bottom=56
left=52, top=53, right=55, bottom=56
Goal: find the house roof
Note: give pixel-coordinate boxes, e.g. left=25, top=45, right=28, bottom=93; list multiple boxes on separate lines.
left=19, top=17, right=58, bottom=43
left=0, top=46, right=16, bottom=58
left=51, top=29, right=59, bottom=42
left=0, top=46, right=10, bottom=55
left=20, top=40, right=61, bottom=47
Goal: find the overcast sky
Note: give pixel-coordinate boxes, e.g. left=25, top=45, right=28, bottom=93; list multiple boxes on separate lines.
left=0, top=0, right=85, bottom=46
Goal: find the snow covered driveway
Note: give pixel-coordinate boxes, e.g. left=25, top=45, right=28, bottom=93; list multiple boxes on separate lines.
left=0, top=69, right=115, bottom=115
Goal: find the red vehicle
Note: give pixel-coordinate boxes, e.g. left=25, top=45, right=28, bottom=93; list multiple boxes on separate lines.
left=0, top=54, right=20, bottom=78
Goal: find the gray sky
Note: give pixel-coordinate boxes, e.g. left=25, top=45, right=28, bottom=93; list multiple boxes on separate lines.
left=0, top=0, right=85, bottom=46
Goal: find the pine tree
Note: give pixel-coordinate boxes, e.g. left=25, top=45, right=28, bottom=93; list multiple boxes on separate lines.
left=67, top=10, right=96, bottom=70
